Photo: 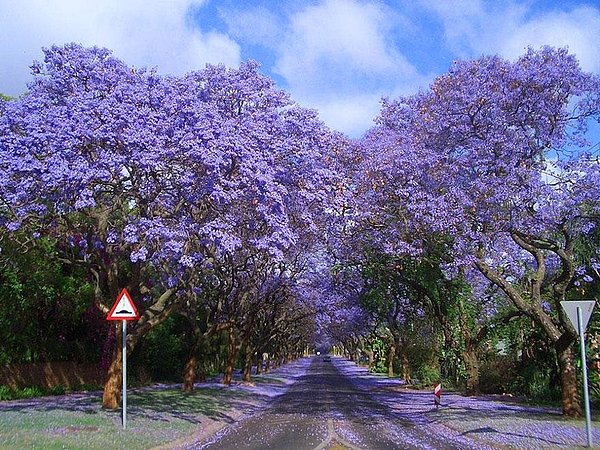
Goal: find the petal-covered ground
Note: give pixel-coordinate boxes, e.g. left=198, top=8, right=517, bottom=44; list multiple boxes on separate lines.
left=0, top=357, right=598, bottom=449
left=334, top=359, right=600, bottom=449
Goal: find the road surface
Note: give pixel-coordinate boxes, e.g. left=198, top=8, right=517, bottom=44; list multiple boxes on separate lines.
left=191, top=357, right=478, bottom=450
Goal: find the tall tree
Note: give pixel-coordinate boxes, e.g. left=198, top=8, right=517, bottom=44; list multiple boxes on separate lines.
left=366, top=47, right=600, bottom=416
left=0, top=44, right=343, bottom=405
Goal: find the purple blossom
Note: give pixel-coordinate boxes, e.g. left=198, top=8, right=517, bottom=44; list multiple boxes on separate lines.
left=6, top=221, right=21, bottom=231
left=179, top=254, right=194, bottom=268
left=106, top=231, right=117, bottom=244
left=130, top=247, right=148, bottom=263
left=123, top=224, right=138, bottom=244
left=167, top=276, right=178, bottom=288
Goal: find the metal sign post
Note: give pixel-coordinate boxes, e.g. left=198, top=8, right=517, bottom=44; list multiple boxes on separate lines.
left=577, top=307, right=593, bottom=447
left=122, top=320, right=127, bottom=429
left=561, top=300, right=595, bottom=448
left=107, top=288, right=141, bottom=429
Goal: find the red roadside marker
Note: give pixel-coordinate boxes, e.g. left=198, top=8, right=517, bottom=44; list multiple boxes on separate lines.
left=434, top=383, right=442, bottom=408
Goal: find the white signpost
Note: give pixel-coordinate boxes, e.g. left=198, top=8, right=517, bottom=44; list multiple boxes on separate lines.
left=107, top=288, right=140, bottom=429
left=561, top=300, right=595, bottom=448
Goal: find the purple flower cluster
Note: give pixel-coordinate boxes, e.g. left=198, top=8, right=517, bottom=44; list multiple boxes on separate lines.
left=0, top=44, right=346, bottom=397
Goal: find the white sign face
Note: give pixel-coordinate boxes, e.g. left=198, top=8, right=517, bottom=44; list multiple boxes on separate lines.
left=561, top=301, right=595, bottom=332
left=107, top=288, right=140, bottom=321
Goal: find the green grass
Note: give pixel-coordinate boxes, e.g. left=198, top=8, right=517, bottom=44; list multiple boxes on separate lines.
left=252, top=374, right=288, bottom=385
left=0, top=386, right=256, bottom=449
left=0, top=384, right=99, bottom=401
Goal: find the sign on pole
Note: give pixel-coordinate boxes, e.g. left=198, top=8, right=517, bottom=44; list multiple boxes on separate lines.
left=561, top=300, right=596, bottom=448
left=562, top=301, right=595, bottom=333
left=106, top=288, right=140, bottom=429
left=107, top=288, right=141, bottom=321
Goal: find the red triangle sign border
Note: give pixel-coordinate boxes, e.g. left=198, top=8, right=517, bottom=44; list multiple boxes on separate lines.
left=107, top=288, right=141, bottom=321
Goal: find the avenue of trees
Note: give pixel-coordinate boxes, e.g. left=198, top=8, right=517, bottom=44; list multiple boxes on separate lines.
left=1, top=44, right=599, bottom=418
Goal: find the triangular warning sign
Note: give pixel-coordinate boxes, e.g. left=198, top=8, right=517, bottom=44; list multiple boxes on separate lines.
left=561, top=300, right=595, bottom=333
left=107, top=288, right=140, bottom=321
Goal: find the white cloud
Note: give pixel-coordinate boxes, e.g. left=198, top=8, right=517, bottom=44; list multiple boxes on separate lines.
left=8, top=0, right=596, bottom=139
left=420, top=0, right=485, bottom=46
left=499, top=6, right=600, bottom=73
left=308, top=94, right=383, bottom=138
left=275, top=0, right=414, bottom=93
left=423, top=1, right=600, bottom=73
left=272, top=0, right=423, bottom=136
left=0, top=0, right=241, bottom=96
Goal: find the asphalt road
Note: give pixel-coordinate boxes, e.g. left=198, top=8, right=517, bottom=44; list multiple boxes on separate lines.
left=192, top=357, right=472, bottom=450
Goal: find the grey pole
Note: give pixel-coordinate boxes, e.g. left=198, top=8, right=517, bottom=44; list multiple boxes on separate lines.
left=577, top=306, right=592, bottom=447
left=122, top=320, right=127, bottom=430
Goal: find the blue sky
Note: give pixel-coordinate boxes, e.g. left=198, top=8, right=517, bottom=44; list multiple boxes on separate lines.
left=2, top=0, right=600, bottom=137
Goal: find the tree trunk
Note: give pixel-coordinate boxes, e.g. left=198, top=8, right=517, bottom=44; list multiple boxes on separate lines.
left=102, top=323, right=122, bottom=409
left=366, top=348, right=374, bottom=370
left=399, top=348, right=410, bottom=383
left=441, top=320, right=458, bottom=377
left=463, top=344, right=480, bottom=395
left=458, top=295, right=480, bottom=395
left=557, top=344, right=582, bottom=417
left=223, top=328, right=238, bottom=386
left=476, top=252, right=581, bottom=416
left=182, top=319, right=204, bottom=393
left=182, top=354, right=198, bottom=393
left=387, top=343, right=396, bottom=378
left=242, top=343, right=253, bottom=382
left=101, top=288, right=177, bottom=408
left=255, top=351, right=263, bottom=375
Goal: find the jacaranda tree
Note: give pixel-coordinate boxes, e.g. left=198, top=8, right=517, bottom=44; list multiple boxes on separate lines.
left=0, top=44, right=343, bottom=408
left=362, top=47, right=600, bottom=416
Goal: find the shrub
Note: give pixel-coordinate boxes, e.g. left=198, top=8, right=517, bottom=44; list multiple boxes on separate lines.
left=77, top=383, right=102, bottom=392
left=368, top=359, right=387, bottom=374
left=132, top=315, right=188, bottom=382
left=49, top=386, right=66, bottom=396
left=0, top=385, right=13, bottom=401
left=19, top=386, right=44, bottom=399
left=479, top=357, right=516, bottom=394
left=511, top=366, right=561, bottom=404
left=415, top=365, right=441, bottom=385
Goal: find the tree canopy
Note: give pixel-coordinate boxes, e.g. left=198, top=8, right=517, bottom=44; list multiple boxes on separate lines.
left=1, top=44, right=599, bottom=416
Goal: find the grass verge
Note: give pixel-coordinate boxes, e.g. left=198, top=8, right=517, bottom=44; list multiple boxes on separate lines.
left=0, top=386, right=260, bottom=449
